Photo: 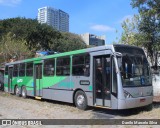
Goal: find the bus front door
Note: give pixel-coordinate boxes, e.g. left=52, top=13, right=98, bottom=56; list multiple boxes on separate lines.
left=93, top=55, right=111, bottom=107
left=34, top=64, right=42, bottom=97
left=8, top=67, right=13, bottom=93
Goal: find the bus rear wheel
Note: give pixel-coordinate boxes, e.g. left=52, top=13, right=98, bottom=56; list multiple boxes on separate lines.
left=22, top=86, right=27, bottom=98
left=74, top=90, right=88, bottom=110
left=15, top=86, right=20, bottom=97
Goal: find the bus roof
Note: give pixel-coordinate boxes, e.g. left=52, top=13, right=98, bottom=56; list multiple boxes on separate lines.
left=5, top=44, right=142, bottom=65
left=113, top=44, right=143, bottom=49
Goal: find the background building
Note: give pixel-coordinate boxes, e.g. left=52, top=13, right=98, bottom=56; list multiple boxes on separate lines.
left=38, top=6, right=69, bottom=32
left=80, top=33, right=105, bottom=46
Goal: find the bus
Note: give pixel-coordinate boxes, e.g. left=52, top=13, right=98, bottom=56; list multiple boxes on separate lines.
left=4, top=44, right=153, bottom=110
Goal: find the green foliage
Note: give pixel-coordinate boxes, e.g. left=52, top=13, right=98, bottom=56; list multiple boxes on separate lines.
left=53, top=32, right=86, bottom=52
left=0, top=17, right=62, bottom=51
left=120, top=15, right=143, bottom=45
left=0, top=17, right=37, bottom=40
left=26, top=23, right=62, bottom=51
left=0, top=32, right=33, bottom=63
left=131, top=0, right=160, bottom=65
left=0, top=17, right=86, bottom=63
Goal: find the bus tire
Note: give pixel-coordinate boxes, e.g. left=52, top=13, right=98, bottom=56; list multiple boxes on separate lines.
left=15, top=86, right=20, bottom=97
left=74, top=90, right=88, bottom=110
left=22, top=86, right=27, bottom=98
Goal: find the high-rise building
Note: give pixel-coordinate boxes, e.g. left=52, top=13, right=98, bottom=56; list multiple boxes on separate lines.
left=80, top=33, right=105, bottom=46
left=38, top=6, right=69, bottom=32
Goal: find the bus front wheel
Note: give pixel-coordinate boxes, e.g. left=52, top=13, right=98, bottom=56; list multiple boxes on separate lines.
left=74, top=90, right=88, bottom=110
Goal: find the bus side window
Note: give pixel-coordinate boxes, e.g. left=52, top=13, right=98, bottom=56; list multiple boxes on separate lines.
left=44, top=59, right=55, bottom=76
left=19, top=63, right=25, bottom=77
left=56, top=57, right=70, bottom=76
left=72, top=54, right=90, bottom=76
left=85, top=54, right=90, bottom=76
left=13, top=64, right=19, bottom=77
left=26, top=63, right=33, bottom=76
left=5, top=66, right=8, bottom=75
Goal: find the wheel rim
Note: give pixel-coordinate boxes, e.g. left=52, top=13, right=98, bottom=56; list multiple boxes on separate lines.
left=16, top=87, right=19, bottom=95
left=22, top=88, right=25, bottom=97
left=77, top=95, right=85, bottom=106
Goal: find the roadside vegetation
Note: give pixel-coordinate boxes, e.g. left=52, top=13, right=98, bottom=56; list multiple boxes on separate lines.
left=119, top=0, right=160, bottom=67
left=0, top=18, right=86, bottom=63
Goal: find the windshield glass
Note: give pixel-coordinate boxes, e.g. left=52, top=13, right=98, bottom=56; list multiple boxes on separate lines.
left=114, top=45, right=152, bottom=87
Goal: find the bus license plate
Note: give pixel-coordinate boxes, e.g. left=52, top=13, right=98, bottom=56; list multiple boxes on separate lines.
left=140, top=98, right=145, bottom=102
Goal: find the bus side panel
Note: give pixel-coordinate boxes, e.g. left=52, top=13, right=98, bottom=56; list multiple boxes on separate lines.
left=42, top=88, right=53, bottom=100
left=85, top=92, right=93, bottom=106
left=26, top=89, right=34, bottom=97
left=52, top=89, right=73, bottom=103
left=42, top=89, right=73, bottom=103
left=42, top=76, right=73, bottom=103
left=11, top=77, right=18, bottom=93
left=42, top=88, right=93, bottom=105
left=25, top=77, right=34, bottom=96
left=17, top=76, right=34, bottom=97
left=42, top=75, right=94, bottom=105
left=71, top=75, right=93, bottom=106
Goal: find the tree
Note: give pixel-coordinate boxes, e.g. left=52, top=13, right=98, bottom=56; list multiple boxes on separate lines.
left=0, top=32, right=32, bottom=63
left=26, top=23, right=62, bottom=51
left=0, top=17, right=61, bottom=51
left=0, top=17, right=87, bottom=63
left=52, top=32, right=86, bottom=52
left=120, top=15, right=145, bottom=46
left=131, top=0, right=160, bottom=67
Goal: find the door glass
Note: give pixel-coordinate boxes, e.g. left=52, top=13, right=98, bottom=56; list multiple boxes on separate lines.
left=104, top=57, right=111, bottom=99
left=8, top=67, right=13, bottom=92
left=112, top=58, right=117, bottom=97
left=36, top=65, right=42, bottom=79
left=94, top=55, right=111, bottom=106
left=95, top=57, right=103, bottom=99
left=35, top=64, right=42, bottom=96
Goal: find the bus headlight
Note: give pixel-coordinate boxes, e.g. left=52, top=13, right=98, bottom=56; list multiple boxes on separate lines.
left=124, top=90, right=133, bottom=98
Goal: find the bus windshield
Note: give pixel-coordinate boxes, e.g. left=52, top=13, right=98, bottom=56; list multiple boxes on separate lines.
left=114, top=45, right=152, bottom=87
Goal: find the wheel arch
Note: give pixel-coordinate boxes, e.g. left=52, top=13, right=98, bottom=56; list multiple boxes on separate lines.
left=21, top=85, right=26, bottom=92
left=21, top=85, right=27, bottom=98
left=14, top=84, right=18, bottom=94
left=72, top=88, right=87, bottom=105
